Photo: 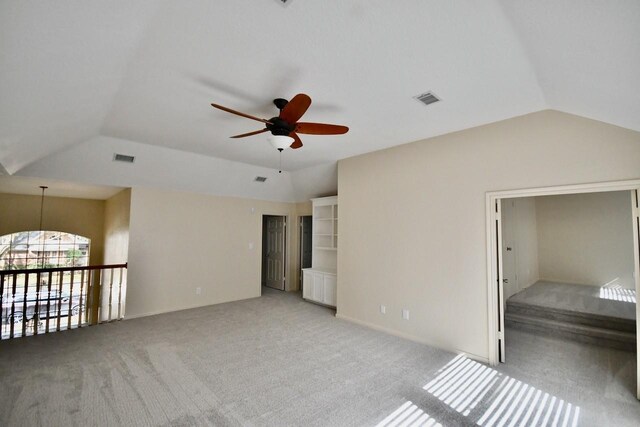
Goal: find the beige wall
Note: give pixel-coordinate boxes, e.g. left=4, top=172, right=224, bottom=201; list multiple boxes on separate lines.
left=537, top=191, right=635, bottom=289
left=337, top=110, right=640, bottom=361
left=102, top=189, right=131, bottom=319
left=0, top=193, right=105, bottom=266
left=103, top=189, right=131, bottom=265
left=296, top=201, right=312, bottom=216
left=125, top=187, right=302, bottom=318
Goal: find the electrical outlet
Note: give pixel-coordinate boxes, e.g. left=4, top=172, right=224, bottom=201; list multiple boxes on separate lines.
left=196, top=287, right=202, bottom=295
left=380, top=305, right=386, bottom=314
left=402, top=309, right=410, bottom=320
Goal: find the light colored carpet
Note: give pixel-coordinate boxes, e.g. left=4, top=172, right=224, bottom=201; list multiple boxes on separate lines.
left=0, top=287, right=638, bottom=426
left=508, top=280, right=636, bottom=320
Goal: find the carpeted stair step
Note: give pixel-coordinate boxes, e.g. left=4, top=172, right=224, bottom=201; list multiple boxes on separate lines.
left=506, top=300, right=635, bottom=333
left=505, top=312, right=636, bottom=351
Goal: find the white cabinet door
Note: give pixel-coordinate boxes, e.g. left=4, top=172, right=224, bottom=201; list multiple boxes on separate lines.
left=303, top=270, right=336, bottom=307
left=323, top=274, right=337, bottom=306
left=302, top=271, right=313, bottom=299
left=312, top=273, right=324, bottom=302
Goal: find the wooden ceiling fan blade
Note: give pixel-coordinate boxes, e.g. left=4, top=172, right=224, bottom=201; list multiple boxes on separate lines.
left=296, top=122, right=349, bottom=135
left=279, top=94, right=311, bottom=123
left=289, top=132, right=303, bottom=149
left=211, top=103, right=272, bottom=124
left=230, top=129, right=268, bottom=138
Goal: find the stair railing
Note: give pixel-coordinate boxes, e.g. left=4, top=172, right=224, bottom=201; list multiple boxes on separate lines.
left=0, top=263, right=127, bottom=340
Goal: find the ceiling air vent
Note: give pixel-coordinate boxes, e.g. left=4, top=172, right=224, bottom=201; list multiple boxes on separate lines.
left=254, top=176, right=267, bottom=183
left=414, top=92, right=441, bottom=106
left=113, top=153, right=135, bottom=163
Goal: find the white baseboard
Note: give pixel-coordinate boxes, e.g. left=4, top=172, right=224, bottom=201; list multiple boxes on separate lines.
left=335, top=312, right=489, bottom=364
left=123, top=294, right=261, bottom=320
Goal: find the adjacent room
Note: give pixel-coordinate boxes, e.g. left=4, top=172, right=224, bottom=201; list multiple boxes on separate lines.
left=1, top=1, right=640, bottom=426
left=501, top=191, right=636, bottom=353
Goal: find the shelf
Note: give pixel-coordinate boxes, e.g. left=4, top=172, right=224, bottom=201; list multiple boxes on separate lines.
left=311, top=196, right=338, bottom=278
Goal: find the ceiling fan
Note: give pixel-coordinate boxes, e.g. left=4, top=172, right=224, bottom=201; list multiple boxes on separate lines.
left=211, top=94, right=349, bottom=150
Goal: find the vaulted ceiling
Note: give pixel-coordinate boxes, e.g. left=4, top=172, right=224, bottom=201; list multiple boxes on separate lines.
left=1, top=1, right=638, bottom=201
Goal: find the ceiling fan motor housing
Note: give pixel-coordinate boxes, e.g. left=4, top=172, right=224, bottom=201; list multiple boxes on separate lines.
left=266, top=117, right=296, bottom=136
left=273, top=98, right=289, bottom=111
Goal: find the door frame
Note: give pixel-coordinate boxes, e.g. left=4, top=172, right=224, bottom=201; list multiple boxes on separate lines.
left=261, top=214, right=287, bottom=291
left=485, top=179, right=640, bottom=398
left=299, top=215, right=312, bottom=289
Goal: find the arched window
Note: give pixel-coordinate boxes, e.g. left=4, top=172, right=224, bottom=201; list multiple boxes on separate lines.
left=0, top=231, right=90, bottom=270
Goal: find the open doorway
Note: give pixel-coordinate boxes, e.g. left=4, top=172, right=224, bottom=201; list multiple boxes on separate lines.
left=487, top=180, right=640, bottom=400
left=299, top=216, right=312, bottom=292
left=261, top=215, right=286, bottom=291
left=502, top=192, right=635, bottom=347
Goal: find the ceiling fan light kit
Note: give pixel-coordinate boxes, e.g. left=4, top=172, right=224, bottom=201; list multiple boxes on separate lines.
left=268, top=135, right=294, bottom=151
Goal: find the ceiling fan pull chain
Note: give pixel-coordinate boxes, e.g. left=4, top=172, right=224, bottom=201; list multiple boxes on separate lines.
left=278, top=148, right=283, bottom=173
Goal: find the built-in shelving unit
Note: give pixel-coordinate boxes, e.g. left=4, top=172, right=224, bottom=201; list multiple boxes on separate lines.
left=302, top=196, right=338, bottom=307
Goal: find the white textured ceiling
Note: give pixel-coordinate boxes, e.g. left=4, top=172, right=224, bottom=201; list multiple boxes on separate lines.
left=1, top=1, right=638, bottom=201
left=499, top=0, right=640, bottom=131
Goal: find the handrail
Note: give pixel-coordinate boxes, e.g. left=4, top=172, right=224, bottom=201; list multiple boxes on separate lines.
left=0, top=263, right=127, bottom=276
left=1, top=263, right=128, bottom=340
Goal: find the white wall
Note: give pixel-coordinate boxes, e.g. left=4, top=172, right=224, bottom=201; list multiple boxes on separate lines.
left=125, top=187, right=303, bottom=318
left=501, top=197, right=539, bottom=302
left=514, top=198, right=539, bottom=292
left=337, top=110, right=640, bottom=361
left=536, top=191, right=635, bottom=289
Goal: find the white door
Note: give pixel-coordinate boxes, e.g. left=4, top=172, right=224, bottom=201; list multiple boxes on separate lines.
left=323, top=274, right=337, bottom=306
left=631, top=189, right=640, bottom=399
left=302, top=271, right=313, bottom=299
left=265, top=216, right=286, bottom=290
left=312, top=273, right=324, bottom=301
left=500, top=199, right=518, bottom=307
left=496, top=199, right=506, bottom=363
